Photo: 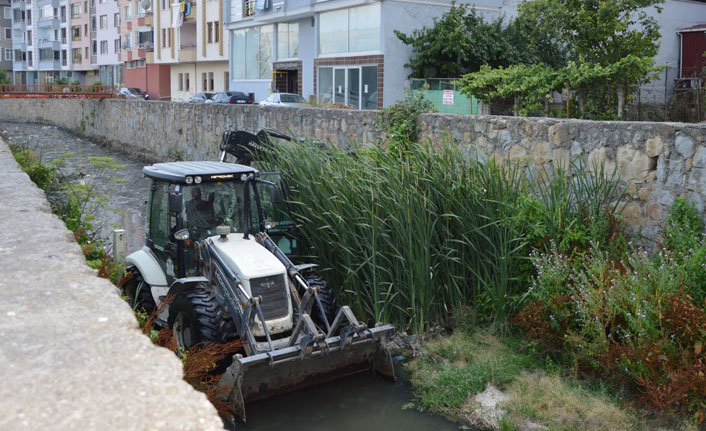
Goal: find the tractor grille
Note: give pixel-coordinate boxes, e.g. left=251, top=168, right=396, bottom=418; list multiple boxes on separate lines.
left=250, top=274, right=288, bottom=320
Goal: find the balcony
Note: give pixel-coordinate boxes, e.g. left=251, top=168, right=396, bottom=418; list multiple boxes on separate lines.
left=38, top=39, right=60, bottom=50
left=38, top=18, right=60, bottom=29
left=179, top=44, right=196, bottom=61
left=38, top=59, right=61, bottom=70
left=37, top=0, right=61, bottom=7
left=12, top=20, right=27, bottom=29
left=12, top=41, right=27, bottom=51
left=11, top=0, right=27, bottom=10
left=13, top=61, right=27, bottom=71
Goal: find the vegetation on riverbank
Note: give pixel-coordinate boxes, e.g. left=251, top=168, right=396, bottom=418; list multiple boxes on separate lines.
left=259, top=95, right=706, bottom=428
left=7, top=140, right=237, bottom=417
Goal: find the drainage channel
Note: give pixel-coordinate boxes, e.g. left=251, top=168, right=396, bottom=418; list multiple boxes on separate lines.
left=0, top=120, right=468, bottom=431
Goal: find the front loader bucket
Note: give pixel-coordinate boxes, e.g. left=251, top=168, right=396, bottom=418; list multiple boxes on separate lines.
left=216, top=323, right=396, bottom=423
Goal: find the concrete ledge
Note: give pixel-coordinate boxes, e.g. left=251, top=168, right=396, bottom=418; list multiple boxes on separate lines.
left=0, top=137, right=225, bottom=430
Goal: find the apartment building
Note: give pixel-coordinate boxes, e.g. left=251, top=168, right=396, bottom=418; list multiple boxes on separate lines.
left=223, top=0, right=518, bottom=108
left=1, top=0, right=12, bottom=75
left=150, top=0, right=228, bottom=101
left=120, top=0, right=170, bottom=99
left=95, top=0, right=121, bottom=86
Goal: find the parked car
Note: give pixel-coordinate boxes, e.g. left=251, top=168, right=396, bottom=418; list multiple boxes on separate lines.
left=206, top=91, right=253, bottom=105
left=188, top=92, right=214, bottom=103
left=260, top=93, right=309, bottom=107
left=118, top=87, right=149, bottom=100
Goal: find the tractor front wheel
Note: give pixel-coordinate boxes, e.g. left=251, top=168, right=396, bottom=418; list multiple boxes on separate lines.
left=168, top=284, right=235, bottom=352
left=304, top=274, right=339, bottom=330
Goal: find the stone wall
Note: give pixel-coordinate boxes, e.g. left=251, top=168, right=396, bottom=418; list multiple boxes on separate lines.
left=1, top=99, right=705, bottom=239
left=418, top=115, right=706, bottom=239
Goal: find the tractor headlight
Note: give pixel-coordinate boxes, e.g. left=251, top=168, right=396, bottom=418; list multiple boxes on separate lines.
left=185, top=176, right=193, bottom=184
left=194, top=176, right=202, bottom=184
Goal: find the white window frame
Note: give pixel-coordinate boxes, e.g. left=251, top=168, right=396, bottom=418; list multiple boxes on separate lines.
left=4, top=7, right=11, bottom=20
left=5, top=48, right=12, bottom=61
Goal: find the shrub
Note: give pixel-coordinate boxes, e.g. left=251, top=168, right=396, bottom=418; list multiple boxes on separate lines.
left=515, top=236, right=706, bottom=418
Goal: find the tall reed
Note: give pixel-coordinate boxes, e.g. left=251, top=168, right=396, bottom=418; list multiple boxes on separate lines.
left=262, top=140, right=529, bottom=333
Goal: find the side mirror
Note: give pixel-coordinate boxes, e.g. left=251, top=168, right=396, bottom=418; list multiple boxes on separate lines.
left=168, top=192, right=183, bottom=213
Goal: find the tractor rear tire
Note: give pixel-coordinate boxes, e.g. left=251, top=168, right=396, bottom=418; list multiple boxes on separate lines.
left=122, top=271, right=156, bottom=315
left=168, top=284, right=236, bottom=352
left=304, top=274, right=339, bottom=329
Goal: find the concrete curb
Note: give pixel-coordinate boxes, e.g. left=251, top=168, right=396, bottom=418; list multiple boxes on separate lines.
left=0, top=136, right=225, bottom=430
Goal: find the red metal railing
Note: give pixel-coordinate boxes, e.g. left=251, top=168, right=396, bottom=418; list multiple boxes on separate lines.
left=0, top=84, right=115, bottom=99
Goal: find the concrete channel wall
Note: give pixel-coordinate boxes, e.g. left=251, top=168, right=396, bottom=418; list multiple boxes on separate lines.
left=0, top=137, right=225, bottom=430
left=1, top=99, right=706, bottom=240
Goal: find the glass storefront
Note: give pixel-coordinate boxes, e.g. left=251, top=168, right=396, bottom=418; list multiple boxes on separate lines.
left=318, top=65, right=378, bottom=110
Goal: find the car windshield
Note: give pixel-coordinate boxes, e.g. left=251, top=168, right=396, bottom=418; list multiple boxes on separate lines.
left=280, top=94, right=306, bottom=103
left=183, top=181, right=256, bottom=241
left=203, top=93, right=214, bottom=99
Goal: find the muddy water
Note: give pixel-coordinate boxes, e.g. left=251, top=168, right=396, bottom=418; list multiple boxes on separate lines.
left=0, top=120, right=467, bottom=431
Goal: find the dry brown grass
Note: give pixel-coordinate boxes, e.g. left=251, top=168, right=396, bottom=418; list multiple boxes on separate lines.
left=503, top=371, right=639, bottom=431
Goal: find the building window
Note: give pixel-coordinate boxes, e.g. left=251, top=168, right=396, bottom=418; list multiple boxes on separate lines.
left=92, top=40, right=97, bottom=55
left=72, top=47, right=81, bottom=62
left=178, top=72, right=183, bottom=90
left=84, top=24, right=88, bottom=36
left=231, top=25, right=273, bottom=80
left=114, top=13, right=120, bottom=28
left=91, top=16, right=96, bottom=31
left=84, top=1, right=88, bottom=13
left=39, top=5, right=54, bottom=20
left=242, top=0, right=255, bottom=17
left=99, top=0, right=107, bottom=4
left=201, top=72, right=206, bottom=91
left=100, top=40, right=107, bottom=54
left=124, top=4, right=131, bottom=22
left=72, top=26, right=80, bottom=40
left=207, top=22, right=212, bottom=43
left=161, top=28, right=166, bottom=47
left=5, top=28, right=11, bottom=40
left=100, top=15, right=107, bottom=29
left=114, top=38, right=120, bottom=52
left=3, top=7, right=11, bottom=20
left=84, top=46, right=88, bottom=58
left=125, top=32, right=132, bottom=49
left=214, top=21, right=219, bottom=43
left=209, top=72, right=214, bottom=91
left=319, top=4, right=380, bottom=55
left=277, top=21, right=298, bottom=60
left=5, top=48, right=12, bottom=61
left=62, top=50, right=67, bottom=66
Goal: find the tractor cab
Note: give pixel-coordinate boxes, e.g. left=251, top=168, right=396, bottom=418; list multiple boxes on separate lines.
left=142, top=161, right=295, bottom=282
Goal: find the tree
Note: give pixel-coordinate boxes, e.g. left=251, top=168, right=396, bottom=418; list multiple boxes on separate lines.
left=394, top=2, right=565, bottom=78
left=458, top=0, right=665, bottom=119
left=0, top=67, right=11, bottom=85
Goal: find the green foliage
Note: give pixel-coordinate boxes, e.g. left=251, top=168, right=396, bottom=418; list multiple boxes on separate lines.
left=394, top=2, right=565, bottom=79
left=0, top=67, right=11, bottom=85
left=380, top=91, right=435, bottom=148
left=664, top=198, right=704, bottom=252
left=457, top=56, right=661, bottom=117
left=456, top=0, right=665, bottom=119
left=55, top=77, right=70, bottom=85
left=515, top=230, right=706, bottom=417
left=9, top=144, right=58, bottom=190
left=411, top=332, right=541, bottom=412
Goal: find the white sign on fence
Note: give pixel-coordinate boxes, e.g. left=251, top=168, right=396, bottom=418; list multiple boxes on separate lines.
left=442, top=90, right=454, bottom=105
